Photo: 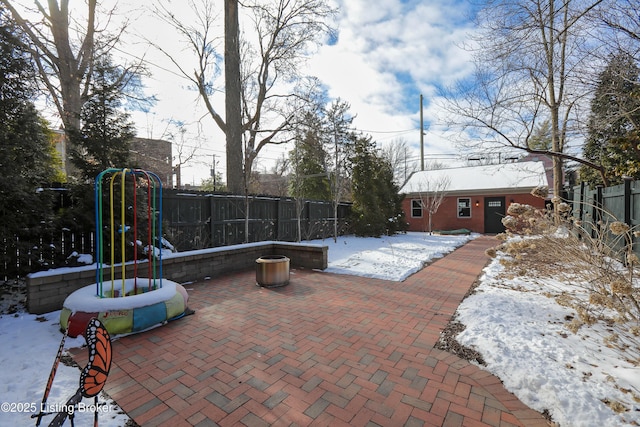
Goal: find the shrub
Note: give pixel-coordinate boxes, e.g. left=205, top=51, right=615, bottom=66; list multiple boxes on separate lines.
left=491, top=192, right=640, bottom=365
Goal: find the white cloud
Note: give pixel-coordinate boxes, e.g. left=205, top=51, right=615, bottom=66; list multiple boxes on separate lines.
left=29, top=0, right=480, bottom=183
left=303, top=0, right=477, bottom=161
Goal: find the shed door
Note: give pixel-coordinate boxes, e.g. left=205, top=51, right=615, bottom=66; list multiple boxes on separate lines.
left=484, top=197, right=506, bottom=234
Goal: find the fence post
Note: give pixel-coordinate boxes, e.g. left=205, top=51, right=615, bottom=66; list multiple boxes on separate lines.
left=277, top=198, right=282, bottom=241
left=578, top=181, right=585, bottom=225
left=209, top=194, right=216, bottom=247
left=593, top=185, right=604, bottom=239
left=624, top=177, right=635, bottom=256
left=624, top=177, right=632, bottom=226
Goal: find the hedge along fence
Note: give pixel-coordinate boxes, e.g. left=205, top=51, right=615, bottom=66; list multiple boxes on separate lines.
left=26, top=241, right=328, bottom=314
left=570, top=178, right=640, bottom=256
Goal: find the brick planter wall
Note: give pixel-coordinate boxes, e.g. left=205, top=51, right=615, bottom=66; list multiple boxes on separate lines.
left=27, top=242, right=328, bottom=315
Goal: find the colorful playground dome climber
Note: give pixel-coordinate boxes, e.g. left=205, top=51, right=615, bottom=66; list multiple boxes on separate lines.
left=60, top=168, right=190, bottom=337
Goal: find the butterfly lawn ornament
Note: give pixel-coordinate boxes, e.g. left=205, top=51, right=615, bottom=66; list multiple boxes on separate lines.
left=33, top=318, right=113, bottom=427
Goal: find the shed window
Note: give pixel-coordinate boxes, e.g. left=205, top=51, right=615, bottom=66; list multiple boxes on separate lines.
left=488, top=200, right=502, bottom=207
left=458, top=198, right=471, bottom=218
left=411, top=199, right=423, bottom=218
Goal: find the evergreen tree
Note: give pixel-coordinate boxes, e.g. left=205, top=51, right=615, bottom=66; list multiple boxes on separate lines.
left=290, top=112, right=331, bottom=201
left=0, top=9, right=57, bottom=275
left=581, top=52, right=640, bottom=186
left=350, top=135, right=406, bottom=237
left=528, top=120, right=552, bottom=151
left=200, top=173, right=227, bottom=192
left=69, top=55, right=136, bottom=182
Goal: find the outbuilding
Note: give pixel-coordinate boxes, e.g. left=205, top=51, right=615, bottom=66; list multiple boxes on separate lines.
left=400, top=161, right=549, bottom=234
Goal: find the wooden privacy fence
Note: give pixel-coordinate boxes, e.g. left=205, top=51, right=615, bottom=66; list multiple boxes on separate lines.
left=162, top=190, right=351, bottom=251
left=1, top=229, right=95, bottom=281
left=2, top=190, right=351, bottom=280
left=570, top=178, right=639, bottom=255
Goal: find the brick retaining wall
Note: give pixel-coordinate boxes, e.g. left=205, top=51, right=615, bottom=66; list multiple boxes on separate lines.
left=27, top=242, right=328, bottom=315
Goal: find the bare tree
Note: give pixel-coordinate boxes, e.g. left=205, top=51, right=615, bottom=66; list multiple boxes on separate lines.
left=1, top=0, right=95, bottom=131
left=160, top=120, right=203, bottom=189
left=382, top=138, right=418, bottom=186
left=290, top=137, right=305, bottom=242
left=150, top=1, right=334, bottom=188
left=268, top=154, right=291, bottom=196
left=1, top=1, right=142, bottom=132
left=151, top=0, right=334, bottom=241
left=599, top=0, right=640, bottom=46
left=238, top=1, right=334, bottom=188
left=2, top=0, right=151, bottom=184
left=443, top=0, right=609, bottom=200
left=416, top=175, right=450, bottom=234
left=323, top=99, right=354, bottom=242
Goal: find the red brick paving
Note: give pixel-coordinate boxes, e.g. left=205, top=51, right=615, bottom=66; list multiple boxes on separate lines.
left=72, top=236, right=550, bottom=426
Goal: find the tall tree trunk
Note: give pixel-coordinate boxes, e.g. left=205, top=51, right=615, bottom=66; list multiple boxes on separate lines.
left=225, top=0, right=243, bottom=194
left=544, top=0, right=565, bottom=217
left=551, top=106, right=563, bottom=198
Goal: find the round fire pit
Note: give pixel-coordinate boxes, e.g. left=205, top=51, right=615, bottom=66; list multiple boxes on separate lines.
left=256, top=255, right=290, bottom=287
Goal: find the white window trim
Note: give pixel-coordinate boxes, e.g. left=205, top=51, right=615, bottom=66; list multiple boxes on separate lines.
left=411, top=199, right=423, bottom=218
left=457, top=197, right=471, bottom=218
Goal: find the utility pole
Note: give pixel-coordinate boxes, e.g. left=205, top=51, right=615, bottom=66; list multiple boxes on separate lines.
left=420, top=94, right=424, bottom=171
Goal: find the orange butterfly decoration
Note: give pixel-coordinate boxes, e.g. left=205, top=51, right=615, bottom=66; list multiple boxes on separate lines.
left=80, top=318, right=112, bottom=398
left=42, top=318, right=113, bottom=427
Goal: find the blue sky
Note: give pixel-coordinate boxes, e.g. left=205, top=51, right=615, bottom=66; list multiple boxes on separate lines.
left=299, top=0, right=479, bottom=167
left=34, top=0, right=482, bottom=184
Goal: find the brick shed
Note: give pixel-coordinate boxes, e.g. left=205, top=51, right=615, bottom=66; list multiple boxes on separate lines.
left=400, top=161, right=549, bottom=234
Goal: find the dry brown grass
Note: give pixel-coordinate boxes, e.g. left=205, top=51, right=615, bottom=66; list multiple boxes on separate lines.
left=490, top=187, right=640, bottom=366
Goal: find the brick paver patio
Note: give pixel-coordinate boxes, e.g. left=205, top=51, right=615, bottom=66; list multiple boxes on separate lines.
left=71, top=235, right=550, bottom=426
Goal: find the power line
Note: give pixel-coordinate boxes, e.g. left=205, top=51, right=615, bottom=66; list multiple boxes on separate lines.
left=354, top=127, right=417, bottom=134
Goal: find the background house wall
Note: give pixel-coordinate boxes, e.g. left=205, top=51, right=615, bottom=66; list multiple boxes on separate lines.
left=403, top=192, right=546, bottom=233
left=51, top=132, right=173, bottom=186
left=399, top=161, right=549, bottom=234
left=129, top=137, right=173, bottom=187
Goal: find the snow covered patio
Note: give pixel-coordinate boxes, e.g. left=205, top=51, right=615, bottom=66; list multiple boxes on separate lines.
left=69, top=235, right=548, bottom=426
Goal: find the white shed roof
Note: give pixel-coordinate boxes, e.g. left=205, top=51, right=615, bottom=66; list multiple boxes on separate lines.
left=400, top=161, right=548, bottom=195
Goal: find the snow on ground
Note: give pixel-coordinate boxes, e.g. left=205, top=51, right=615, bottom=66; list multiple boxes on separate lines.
left=1, top=231, right=638, bottom=426
left=456, top=249, right=640, bottom=427
left=309, top=232, right=475, bottom=281
left=0, top=310, right=130, bottom=426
